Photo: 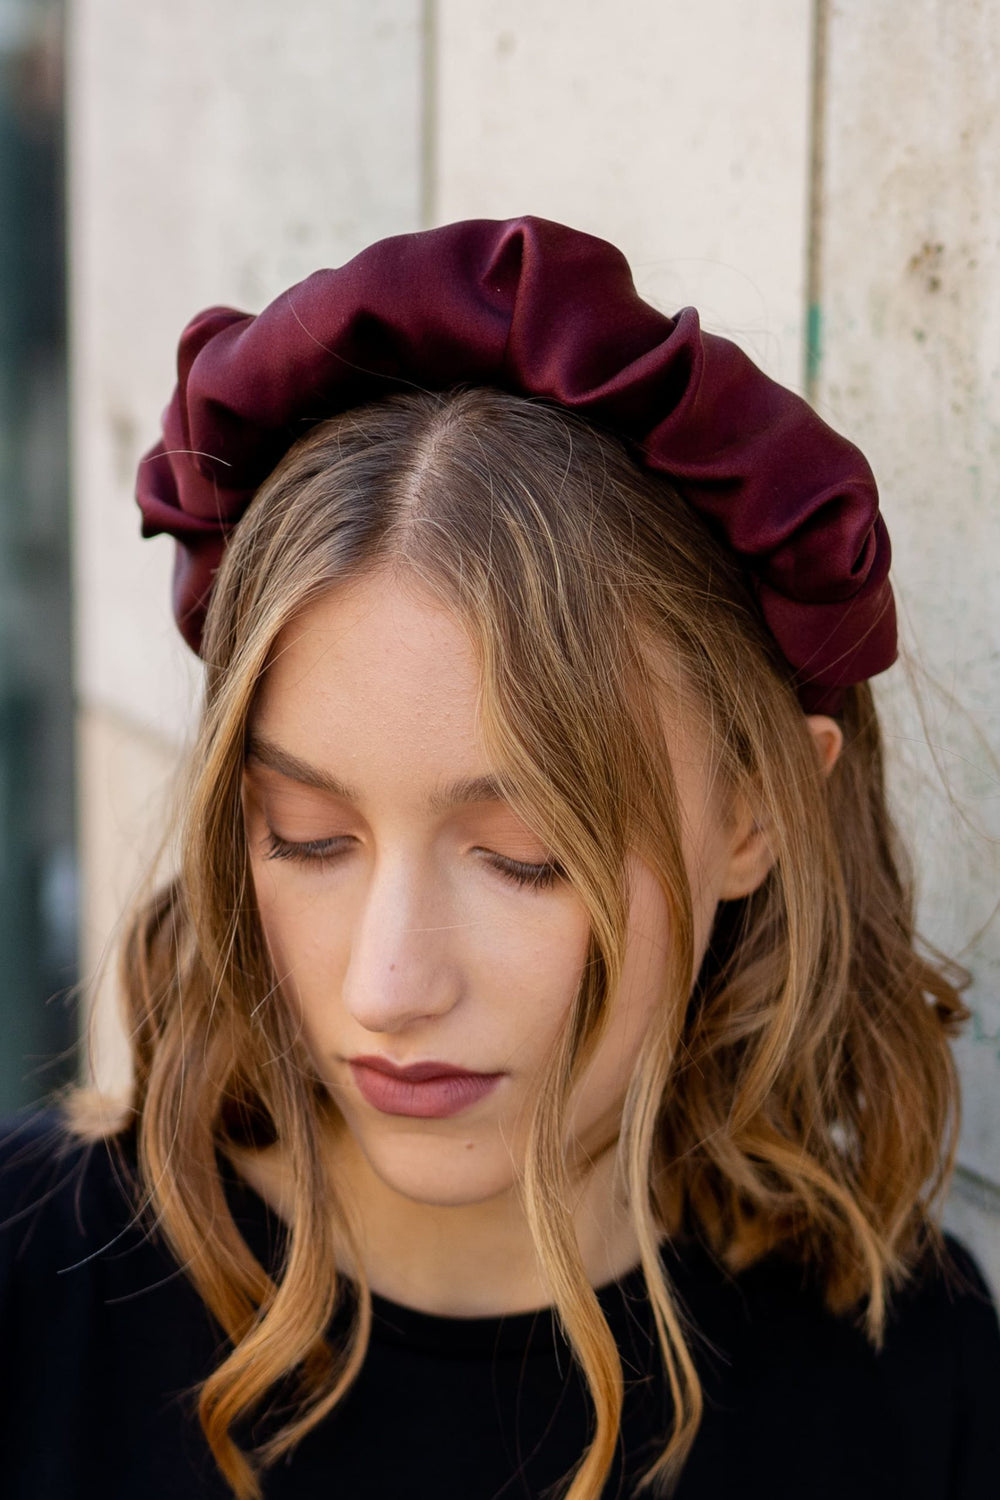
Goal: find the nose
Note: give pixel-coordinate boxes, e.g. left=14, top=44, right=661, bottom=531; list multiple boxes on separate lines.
left=340, top=852, right=464, bottom=1033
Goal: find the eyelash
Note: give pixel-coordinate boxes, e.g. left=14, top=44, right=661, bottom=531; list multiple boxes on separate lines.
left=261, top=833, right=563, bottom=891
left=263, top=833, right=351, bottom=864
left=489, top=854, right=564, bottom=891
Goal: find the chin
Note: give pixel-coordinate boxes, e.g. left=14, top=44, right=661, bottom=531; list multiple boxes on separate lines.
left=360, top=1130, right=519, bottom=1207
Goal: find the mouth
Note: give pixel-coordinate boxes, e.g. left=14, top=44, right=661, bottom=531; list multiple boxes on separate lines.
left=347, top=1056, right=505, bottom=1118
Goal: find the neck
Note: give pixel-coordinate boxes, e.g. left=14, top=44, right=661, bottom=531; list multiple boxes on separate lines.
left=228, top=1116, right=644, bottom=1318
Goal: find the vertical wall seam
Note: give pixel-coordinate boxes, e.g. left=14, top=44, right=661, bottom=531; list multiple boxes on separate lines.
left=419, top=0, right=437, bottom=228
left=804, top=0, right=829, bottom=402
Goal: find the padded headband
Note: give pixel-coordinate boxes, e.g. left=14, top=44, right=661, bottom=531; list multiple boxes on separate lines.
left=136, top=215, right=895, bottom=712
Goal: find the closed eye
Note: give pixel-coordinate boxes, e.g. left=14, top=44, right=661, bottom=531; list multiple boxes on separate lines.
left=262, top=832, right=565, bottom=891
left=263, top=832, right=355, bottom=864
left=480, top=852, right=565, bottom=891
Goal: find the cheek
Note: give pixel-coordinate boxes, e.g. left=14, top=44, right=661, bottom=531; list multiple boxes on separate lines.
left=248, top=851, right=593, bottom=1059
left=249, top=859, right=345, bottom=1003
left=567, top=865, right=672, bottom=1142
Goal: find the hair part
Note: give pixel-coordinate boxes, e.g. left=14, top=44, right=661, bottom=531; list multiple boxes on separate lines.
left=65, top=387, right=968, bottom=1499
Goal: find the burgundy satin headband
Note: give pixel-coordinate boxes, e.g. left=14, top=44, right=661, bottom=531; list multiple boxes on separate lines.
left=136, top=215, right=896, bottom=713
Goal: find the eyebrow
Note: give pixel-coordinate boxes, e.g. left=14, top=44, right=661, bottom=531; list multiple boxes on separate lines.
left=245, top=732, right=510, bottom=813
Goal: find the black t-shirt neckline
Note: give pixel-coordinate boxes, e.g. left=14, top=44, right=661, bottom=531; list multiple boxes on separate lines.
left=217, top=1143, right=658, bottom=1361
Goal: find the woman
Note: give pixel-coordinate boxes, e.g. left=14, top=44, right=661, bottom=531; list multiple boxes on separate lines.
left=1, top=216, right=998, bottom=1499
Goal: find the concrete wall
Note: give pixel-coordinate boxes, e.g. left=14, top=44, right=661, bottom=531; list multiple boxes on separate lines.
left=69, top=0, right=997, bottom=1283
left=69, top=0, right=424, bottom=1068
left=815, top=0, right=1000, bottom=1288
left=433, top=0, right=812, bottom=389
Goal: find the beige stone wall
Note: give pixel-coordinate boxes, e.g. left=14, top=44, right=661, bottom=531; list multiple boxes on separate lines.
left=69, top=0, right=425, bottom=1084
left=76, top=706, right=181, bottom=1089
left=433, top=0, right=813, bottom=388
left=815, top=0, right=1000, bottom=1289
left=69, top=1, right=997, bottom=1282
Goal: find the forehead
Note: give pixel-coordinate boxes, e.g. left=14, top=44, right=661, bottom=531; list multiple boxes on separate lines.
left=250, top=570, right=487, bottom=770
left=258, top=568, right=476, bottom=700
left=249, top=569, right=722, bottom=831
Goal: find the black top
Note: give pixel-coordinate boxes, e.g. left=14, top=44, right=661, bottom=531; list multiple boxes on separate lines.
left=1, top=1109, right=998, bottom=1500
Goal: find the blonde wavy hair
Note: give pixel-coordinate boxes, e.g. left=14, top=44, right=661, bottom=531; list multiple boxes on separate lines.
left=66, top=387, right=968, bottom=1499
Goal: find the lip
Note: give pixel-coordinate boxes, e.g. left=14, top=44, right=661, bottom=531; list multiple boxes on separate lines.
left=348, top=1056, right=504, bottom=1118
left=351, top=1054, right=491, bottom=1082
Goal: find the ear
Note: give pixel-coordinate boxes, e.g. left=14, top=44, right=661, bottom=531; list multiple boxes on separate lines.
left=805, top=714, right=843, bottom=777
left=717, top=715, right=844, bottom=900
left=716, top=795, right=775, bottom=901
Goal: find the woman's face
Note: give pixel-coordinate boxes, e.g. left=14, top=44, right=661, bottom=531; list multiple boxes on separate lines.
left=243, top=568, right=758, bottom=1208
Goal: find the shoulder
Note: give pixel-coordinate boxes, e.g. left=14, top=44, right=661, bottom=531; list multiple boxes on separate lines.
left=680, top=1230, right=1000, bottom=1496
left=0, top=1110, right=233, bottom=1496
left=894, top=1230, right=1000, bottom=1339
left=885, top=1233, right=1000, bottom=1465
left=729, top=1229, right=1000, bottom=1376
left=660, top=1227, right=1000, bottom=1402
left=698, top=1227, right=999, bottom=1336
left=859, top=1235, right=1000, bottom=1495
left=656, top=1232, right=1000, bottom=1498
left=0, top=1104, right=217, bottom=1393
left=867, top=1230, right=1000, bottom=1399
left=0, top=1105, right=142, bottom=1288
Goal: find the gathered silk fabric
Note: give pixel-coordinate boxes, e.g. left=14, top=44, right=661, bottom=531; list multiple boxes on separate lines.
left=1, top=1109, right=998, bottom=1499
left=135, top=216, right=895, bottom=712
